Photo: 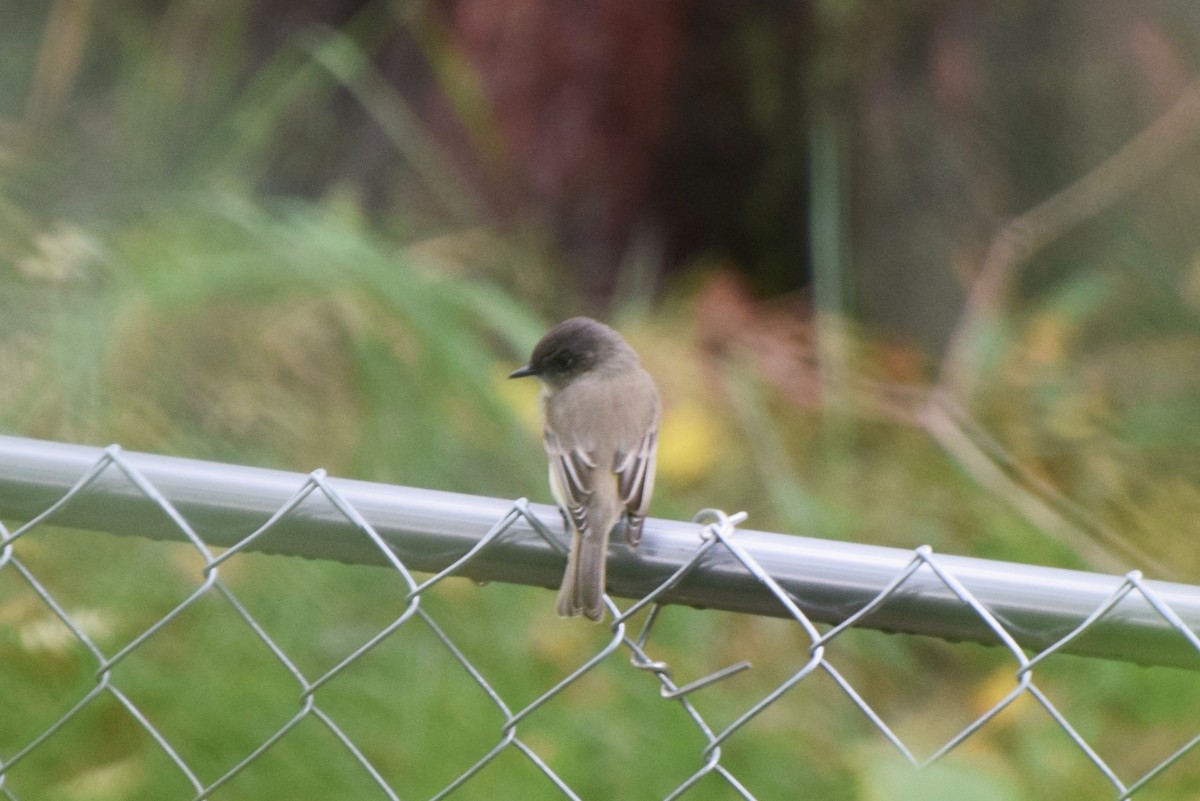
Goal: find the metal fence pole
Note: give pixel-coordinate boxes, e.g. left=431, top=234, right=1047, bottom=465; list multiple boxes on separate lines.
left=0, top=434, right=1198, bottom=669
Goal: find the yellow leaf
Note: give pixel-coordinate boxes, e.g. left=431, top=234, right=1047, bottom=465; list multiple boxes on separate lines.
left=493, top=365, right=542, bottom=436
left=657, top=400, right=723, bottom=486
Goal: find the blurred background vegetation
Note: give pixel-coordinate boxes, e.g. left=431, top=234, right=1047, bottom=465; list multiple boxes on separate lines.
left=4, top=0, right=1200, bottom=798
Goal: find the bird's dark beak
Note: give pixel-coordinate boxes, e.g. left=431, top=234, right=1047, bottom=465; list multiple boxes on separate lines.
left=508, top=364, right=536, bottom=379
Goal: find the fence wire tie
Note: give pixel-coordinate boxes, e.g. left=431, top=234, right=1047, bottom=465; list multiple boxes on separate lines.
left=665, top=661, right=755, bottom=700
left=621, top=618, right=742, bottom=800
left=517, top=503, right=754, bottom=700
left=703, top=511, right=823, bottom=644
left=626, top=605, right=753, bottom=699
left=619, top=649, right=732, bottom=798
left=621, top=510, right=753, bottom=698
left=684, top=511, right=829, bottom=759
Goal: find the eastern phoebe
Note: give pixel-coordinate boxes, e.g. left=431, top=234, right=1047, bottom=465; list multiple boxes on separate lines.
left=510, top=317, right=660, bottom=621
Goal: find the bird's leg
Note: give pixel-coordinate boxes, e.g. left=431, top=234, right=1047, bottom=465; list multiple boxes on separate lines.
left=616, top=512, right=630, bottom=541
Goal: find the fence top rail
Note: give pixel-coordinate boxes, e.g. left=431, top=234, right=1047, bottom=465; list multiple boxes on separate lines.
left=0, top=434, right=1196, bottom=669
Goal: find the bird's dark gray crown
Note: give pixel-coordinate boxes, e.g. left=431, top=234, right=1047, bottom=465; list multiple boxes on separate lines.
left=526, top=317, right=629, bottom=381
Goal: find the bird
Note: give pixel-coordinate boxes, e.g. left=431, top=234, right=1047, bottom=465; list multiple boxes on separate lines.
left=509, top=317, right=660, bottom=620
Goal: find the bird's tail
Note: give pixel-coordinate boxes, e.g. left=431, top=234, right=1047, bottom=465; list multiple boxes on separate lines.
left=556, top=522, right=612, bottom=621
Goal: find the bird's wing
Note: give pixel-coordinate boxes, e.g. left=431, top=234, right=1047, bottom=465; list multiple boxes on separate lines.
left=544, top=428, right=597, bottom=536
left=613, top=426, right=657, bottom=545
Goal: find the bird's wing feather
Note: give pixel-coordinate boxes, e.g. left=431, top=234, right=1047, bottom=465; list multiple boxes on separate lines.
left=544, top=428, right=596, bottom=535
left=613, top=427, right=657, bottom=545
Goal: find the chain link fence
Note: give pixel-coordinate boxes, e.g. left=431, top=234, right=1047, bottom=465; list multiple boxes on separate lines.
left=3, top=435, right=1200, bottom=799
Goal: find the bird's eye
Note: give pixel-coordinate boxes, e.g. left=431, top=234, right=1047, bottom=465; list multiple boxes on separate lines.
left=538, top=345, right=588, bottom=376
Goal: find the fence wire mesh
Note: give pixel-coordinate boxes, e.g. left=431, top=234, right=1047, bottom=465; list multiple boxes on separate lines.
left=3, top=437, right=1200, bottom=800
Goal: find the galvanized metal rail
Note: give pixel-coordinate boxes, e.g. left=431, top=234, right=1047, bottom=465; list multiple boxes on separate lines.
left=0, top=434, right=1197, bottom=669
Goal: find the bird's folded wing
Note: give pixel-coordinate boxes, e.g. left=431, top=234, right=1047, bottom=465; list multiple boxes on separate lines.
left=614, top=427, right=657, bottom=545
left=544, top=428, right=596, bottom=535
